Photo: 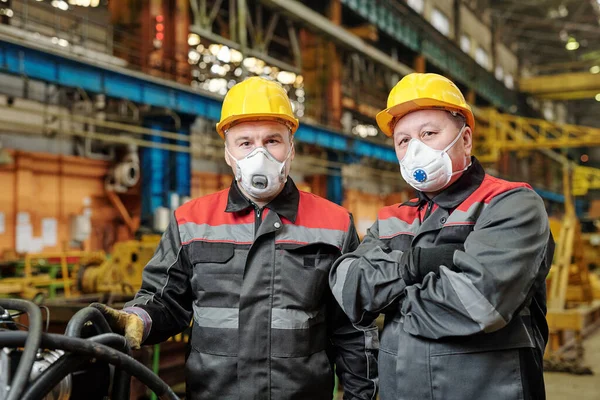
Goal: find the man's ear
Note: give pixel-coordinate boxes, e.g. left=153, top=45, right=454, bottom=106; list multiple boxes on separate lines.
left=224, top=145, right=232, bottom=167
left=463, top=126, right=473, bottom=155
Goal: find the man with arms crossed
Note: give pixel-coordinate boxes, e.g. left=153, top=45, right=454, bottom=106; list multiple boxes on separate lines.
left=330, top=73, right=553, bottom=400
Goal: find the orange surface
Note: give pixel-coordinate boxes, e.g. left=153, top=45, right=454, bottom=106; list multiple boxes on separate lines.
left=0, top=150, right=127, bottom=256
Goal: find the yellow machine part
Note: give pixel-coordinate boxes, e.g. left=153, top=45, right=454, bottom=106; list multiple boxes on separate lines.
left=79, top=235, right=161, bottom=295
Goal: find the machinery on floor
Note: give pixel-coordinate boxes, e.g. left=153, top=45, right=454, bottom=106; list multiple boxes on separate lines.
left=0, top=298, right=179, bottom=400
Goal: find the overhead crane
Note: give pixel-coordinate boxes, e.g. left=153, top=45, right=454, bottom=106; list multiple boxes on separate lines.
left=474, top=108, right=600, bottom=196
left=519, top=72, right=600, bottom=101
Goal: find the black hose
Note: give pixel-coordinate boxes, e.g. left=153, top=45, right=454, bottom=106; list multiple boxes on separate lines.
left=22, top=333, right=130, bottom=400
left=0, top=298, right=43, bottom=400
left=64, top=307, right=130, bottom=399
left=65, top=306, right=112, bottom=337
left=0, top=331, right=178, bottom=400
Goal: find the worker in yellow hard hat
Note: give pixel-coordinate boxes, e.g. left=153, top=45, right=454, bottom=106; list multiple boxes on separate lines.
left=93, top=77, right=378, bottom=399
left=330, top=73, right=554, bottom=400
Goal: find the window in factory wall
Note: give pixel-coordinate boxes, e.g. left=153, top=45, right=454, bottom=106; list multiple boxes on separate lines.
left=460, top=34, right=471, bottom=54
left=475, top=46, right=490, bottom=69
left=407, top=0, right=424, bottom=14
left=495, top=66, right=504, bottom=81
left=431, top=8, right=450, bottom=37
left=504, top=74, right=514, bottom=89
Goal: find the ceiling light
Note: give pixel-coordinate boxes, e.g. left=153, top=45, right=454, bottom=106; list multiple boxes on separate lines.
left=187, top=34, right=201, bottom=46
left=590, top=65, right=600, bottom=74
left=565, top=37, right=579, bottom=51
left=558, top=5, right=568, bottom=17
left=276, top=71, right=297, bottom=85
left=51, top=0, right=69, bottom=10
left=595, top=93, right=600, bottom=101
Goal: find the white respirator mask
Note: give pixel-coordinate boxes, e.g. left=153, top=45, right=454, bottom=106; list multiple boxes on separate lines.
left=399, top=125, right=471, bottom=192
left=226, top=145, right=292, bottom=200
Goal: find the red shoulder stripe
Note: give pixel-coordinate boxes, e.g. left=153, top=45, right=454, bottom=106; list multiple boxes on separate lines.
left=378, top=201, right=420, bottom=224
left=286, top=191, right=350, bottom=231
left=175, top=189, right=254, bottom=226
left=456, top=175, right=532, bottom=212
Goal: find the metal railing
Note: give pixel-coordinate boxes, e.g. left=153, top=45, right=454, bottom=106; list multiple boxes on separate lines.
left=8, top=0, right=187, bottom=81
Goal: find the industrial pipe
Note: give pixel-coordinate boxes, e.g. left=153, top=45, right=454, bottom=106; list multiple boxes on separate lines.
left=0, top=298, right=43, bottom=400
left=64, top=307, right=130, bottom=400
left=0, top=332, right=179, bottom=400
left=21, top=333, right=130, bottom=400
left=65, top=306, right=113, bottom=337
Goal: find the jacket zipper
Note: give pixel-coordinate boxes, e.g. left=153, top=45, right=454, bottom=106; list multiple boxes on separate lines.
left=423, top=200, right=434, bottom=221
left=254, top=206, right=262, bottom=236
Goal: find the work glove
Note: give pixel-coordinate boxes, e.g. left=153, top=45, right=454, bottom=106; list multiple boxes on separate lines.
left=399, top=243, right=464, bottom=285
left=90, top=303, right=145, bottom=349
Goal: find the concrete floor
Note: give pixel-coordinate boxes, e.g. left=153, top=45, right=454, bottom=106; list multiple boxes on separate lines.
left=545, top=329, right=600, bottom=400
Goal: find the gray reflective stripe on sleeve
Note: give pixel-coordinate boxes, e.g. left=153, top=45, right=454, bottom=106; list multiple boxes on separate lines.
left=331, top=258, right=353, bottom=310
left=378, top=216, right=420, bottom=238
left=271, top=308, right=324, bottom=329
left=193, top=305, right=239, bottom=329
left=440, top=265, right=507, bottom=332
left=276, top=224, right=346, bottom=249
left=179, top=222, right=254, bottom=245
left=362, top=326, right=379, bottom=350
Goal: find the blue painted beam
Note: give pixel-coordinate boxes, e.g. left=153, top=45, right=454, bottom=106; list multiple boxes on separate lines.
left=0, top=38, right=571, bottom=207
left=0, top=39, right=223, bottom=120
left=0, top=38, right=395, bottom=164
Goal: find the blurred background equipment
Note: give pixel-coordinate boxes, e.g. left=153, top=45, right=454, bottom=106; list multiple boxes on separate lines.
left=77, top=235, right=161, bottom=295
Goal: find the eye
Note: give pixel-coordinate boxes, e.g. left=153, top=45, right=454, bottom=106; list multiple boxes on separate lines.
left=396, top=137, right=410, bottom=147
left=421, top=131, right=437, bottom=139
left=266, top=138, right=281, bottom=145
left=239, top=141, right=251, bottom=148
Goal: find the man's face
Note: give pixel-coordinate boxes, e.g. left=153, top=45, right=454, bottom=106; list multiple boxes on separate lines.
left=393, top=109, right=472, bottom=175
left=224, top=120, right=295, bottom=178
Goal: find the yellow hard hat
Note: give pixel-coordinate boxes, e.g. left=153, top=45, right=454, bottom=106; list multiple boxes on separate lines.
left=216, top=77, right=299, bottom=139
left=376, top=73, right=475, bottom=137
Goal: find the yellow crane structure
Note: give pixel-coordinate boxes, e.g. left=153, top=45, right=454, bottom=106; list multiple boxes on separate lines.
left=473, top=108, right=600, bottom=369
left=474, top=108, right=600, bottom=196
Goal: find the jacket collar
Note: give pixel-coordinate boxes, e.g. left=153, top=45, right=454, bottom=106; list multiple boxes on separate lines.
left=403, top=156, right=485, bottom=209
left=225, top=177, right=299, bottom=223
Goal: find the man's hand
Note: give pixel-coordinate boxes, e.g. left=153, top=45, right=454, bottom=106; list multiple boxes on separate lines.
left=399, top=244, right=464, bottom=285
left=90, top=303, right=145, bottom=349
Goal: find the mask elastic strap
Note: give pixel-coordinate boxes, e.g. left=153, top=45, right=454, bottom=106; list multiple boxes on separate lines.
left=443, top=124, right=467, bottom=153
left=224, top=145, right=238, bottom=162
left=451, top=159, right=472, bottom=177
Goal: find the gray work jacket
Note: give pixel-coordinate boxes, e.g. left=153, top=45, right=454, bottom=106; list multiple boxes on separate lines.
left=126, top=179, right=378, bottom=400
left=330, top=159, right=553, bottom=400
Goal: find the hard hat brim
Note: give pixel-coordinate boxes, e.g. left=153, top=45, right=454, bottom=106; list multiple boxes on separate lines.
left=376, top=98, right=475, bottom=137
left=216, top=113, right=300, bottom=139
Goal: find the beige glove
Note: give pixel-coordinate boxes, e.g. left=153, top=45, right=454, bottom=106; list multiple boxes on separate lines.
left=90, top=303, right=145, bottom=349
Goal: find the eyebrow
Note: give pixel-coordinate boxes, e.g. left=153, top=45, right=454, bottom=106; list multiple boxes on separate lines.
left=233, top=132, right=286, bottom=144
left=234, top=136, right=252, bottom=144
left=396, top=122, right=443, bottom=137
left=264, top=132, right=285, bottom=140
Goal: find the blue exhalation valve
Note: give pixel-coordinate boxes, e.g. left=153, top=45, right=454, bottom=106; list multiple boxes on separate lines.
left=413, top=169, right=428, bottom=183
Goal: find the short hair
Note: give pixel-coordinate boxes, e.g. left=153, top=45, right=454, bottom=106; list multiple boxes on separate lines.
left=447, top=111, right=466, bottom=129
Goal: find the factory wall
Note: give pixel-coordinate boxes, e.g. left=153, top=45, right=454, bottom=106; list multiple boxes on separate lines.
left=0, top=150, right=135, bottom=256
